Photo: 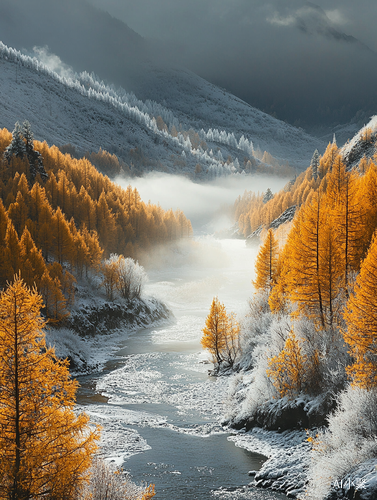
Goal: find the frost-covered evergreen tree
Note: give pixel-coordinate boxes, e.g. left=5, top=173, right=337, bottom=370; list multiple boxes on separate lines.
left=310, top=149, right=320, bottom=181
left=23, top=121, right=48, bottom=182
left=23, top=120, right=34, bottom=156
left=4, top=121, right=48, bottom=182
left=4, top=122, right=26, bottom=161
left=263, top=188, right=274, bottom=204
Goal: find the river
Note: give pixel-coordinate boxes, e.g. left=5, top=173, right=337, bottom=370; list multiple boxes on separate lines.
left=77, top=238, right=287, bottom=499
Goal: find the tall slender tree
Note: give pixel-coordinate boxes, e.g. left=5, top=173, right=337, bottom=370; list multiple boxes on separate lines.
left=0, top=277, right=99, bottom=499
left=326, top=157, right=366, bottom=294
left=310, top=149, right=320, bottom=181
left=253, top=229, right=279, bottom=292
left=344, top=235, right=377, bottom=388
left=201, top=297, right=229, bottom=367
left=284, top=192, right=342, bottom=328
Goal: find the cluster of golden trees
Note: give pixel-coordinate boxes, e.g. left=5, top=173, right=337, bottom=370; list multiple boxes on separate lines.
left=0, top=126, right=192, bottom=320
left=201, top=297, right=241, bottom=370
left=234, top=143, right=341, bottom=237
left=252, top=142, right=377, bottom=395
left=0, top=277, right=155, bottom=499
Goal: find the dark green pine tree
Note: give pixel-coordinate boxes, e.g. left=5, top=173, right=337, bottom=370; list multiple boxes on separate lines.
left=4, top=122, right=26, bottom=161
left=22, top=121, right=48, bottom=182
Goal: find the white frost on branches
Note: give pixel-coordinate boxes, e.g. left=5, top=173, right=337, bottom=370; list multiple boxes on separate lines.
left=101, top=254, right=147, bottom=302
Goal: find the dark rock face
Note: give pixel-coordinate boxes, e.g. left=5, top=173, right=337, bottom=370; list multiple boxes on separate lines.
left=245, top=206, right=296, bottom=246
left=342, top=137, right=376, bottom=170
left=229, top=395, right=336, bottom=432
left=65, top=297, right=172, bottom=337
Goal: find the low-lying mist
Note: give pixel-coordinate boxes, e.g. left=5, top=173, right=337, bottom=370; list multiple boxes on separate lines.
left=116, top=172, right=289, bottom=233
left=141, top=238, right=260, bottom=318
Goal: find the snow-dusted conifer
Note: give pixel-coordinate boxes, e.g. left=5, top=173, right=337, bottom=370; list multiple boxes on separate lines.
left=263, top=188, right=274, bottom=204
left=23, top=120, right=34, bottom=154
left=310, top=149, right=320, bottom=180
left=4, top=121, right=26, bottom=161
left=4, top=121, right=48, bottom=182
left=22, top=121, right=48, bottom=182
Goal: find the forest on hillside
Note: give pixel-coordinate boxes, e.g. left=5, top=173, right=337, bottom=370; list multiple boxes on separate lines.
left=233, top=130, right=374, bottom=237
left=0, top=122, right=193, bottom=320
left=202, top=130, right=377, bottom=498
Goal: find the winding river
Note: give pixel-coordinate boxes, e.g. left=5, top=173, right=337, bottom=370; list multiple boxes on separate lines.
left=77, top=238, right=287, bottom=499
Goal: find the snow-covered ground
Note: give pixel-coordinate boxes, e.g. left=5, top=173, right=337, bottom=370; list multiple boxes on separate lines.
left=45, top=278, right=173, bottom=375
left=0, top=42, right=325, bottom=177
left=229, top=428, right=310, bottom=498
left=341, top=115, right=377, bottom=168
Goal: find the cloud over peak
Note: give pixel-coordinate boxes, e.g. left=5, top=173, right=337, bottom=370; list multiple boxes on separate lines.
left=267, top=3, right=356, bottom=44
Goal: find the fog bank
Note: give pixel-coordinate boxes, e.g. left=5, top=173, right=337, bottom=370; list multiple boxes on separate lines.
left=116, top=173, right=289, bottom=233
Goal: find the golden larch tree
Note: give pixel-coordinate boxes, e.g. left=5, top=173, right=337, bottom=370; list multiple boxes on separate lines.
left=267, top=330, right=307, bottom=397
left=223, top=312, right=241, bottom=367
left=343, top=234, right=377, bottom=388
left=318, top=142, right=339, bottom=179
left=201, top=297, right=229, bottom=366
left=326, top=157, right=366, bottom=294
left=284, top=191, right=342, bottom=328
left=253, top=228, right=279, bottom=292
left=0, top=277, right=100, bottom=499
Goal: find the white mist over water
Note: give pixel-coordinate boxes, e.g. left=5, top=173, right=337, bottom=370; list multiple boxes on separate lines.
left=79, top=175, right=287, bottom=499
left=116, top=173, right=290, bottom=232
left=80, top=238, right=286, bottom=499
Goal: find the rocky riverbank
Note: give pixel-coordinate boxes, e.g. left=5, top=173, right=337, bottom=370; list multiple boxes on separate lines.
left=45, top=287, right=173, bottom=374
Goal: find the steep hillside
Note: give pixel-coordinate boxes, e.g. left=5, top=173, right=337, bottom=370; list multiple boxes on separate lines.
left=0, top=42, right=324, bottom=177
left=123, top=65, right=326, bottom=168
left=341, top=115, right=377, bottom=168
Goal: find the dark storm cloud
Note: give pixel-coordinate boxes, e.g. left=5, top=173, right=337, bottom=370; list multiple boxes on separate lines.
left=1, top=0, right=377, bottom=129
left=87, top=0, right=377, bottom=52
left=85, top=0, right=377, bottom=128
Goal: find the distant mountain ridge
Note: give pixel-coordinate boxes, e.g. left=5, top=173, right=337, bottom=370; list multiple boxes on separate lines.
left=0, top=41, right=325, bottom=177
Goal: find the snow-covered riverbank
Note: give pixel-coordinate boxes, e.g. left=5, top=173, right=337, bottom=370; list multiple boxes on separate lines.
left=228, top=428, right=310, bottom=498
left=46, top=286, right=172, bottom=375
left=225, top=391, right=377, bottom=500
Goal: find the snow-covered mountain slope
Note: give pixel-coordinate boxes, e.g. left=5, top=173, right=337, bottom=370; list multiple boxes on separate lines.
left=341, top=115, right=377, bottom=168
left=0, top=42, right=324, bottom=177
left=128, top=66, right=326, bottom=168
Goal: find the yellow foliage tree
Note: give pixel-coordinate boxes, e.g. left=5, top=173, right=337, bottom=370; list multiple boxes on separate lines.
left=223, top=312, right=241, bottom=367
left=318, top=142, right=339, bottom=179
left=253, top=228, right=279, bottom=292
left=267, top=330, right=307, bottom=397
left=343, top=234, right=377, bottom=388
left=284, top=192, right=342, bottom=328
left=201, top=297, right=241, bottom=368
left=0, top=277, right=100, bottom=499
left=326, top=157, right=366, bottom=293
left=201, top=297, right=228, bottom=366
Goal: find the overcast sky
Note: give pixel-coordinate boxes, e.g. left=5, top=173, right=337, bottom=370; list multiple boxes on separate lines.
left=1, top=0, right=376, bottom=130
left=83, top=0, right=377, bottom=128
left=86, top=0, right=377, bottom=52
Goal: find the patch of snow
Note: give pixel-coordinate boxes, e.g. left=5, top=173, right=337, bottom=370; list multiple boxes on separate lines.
left=229, top=428, right=311, bottom=498
left=77, top=404, right=155, bottom=466
left=341, top=115, right=377, bottom=168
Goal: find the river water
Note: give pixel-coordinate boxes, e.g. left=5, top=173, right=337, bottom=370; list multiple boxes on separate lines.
left=77, top=238, right=287, bottom=499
